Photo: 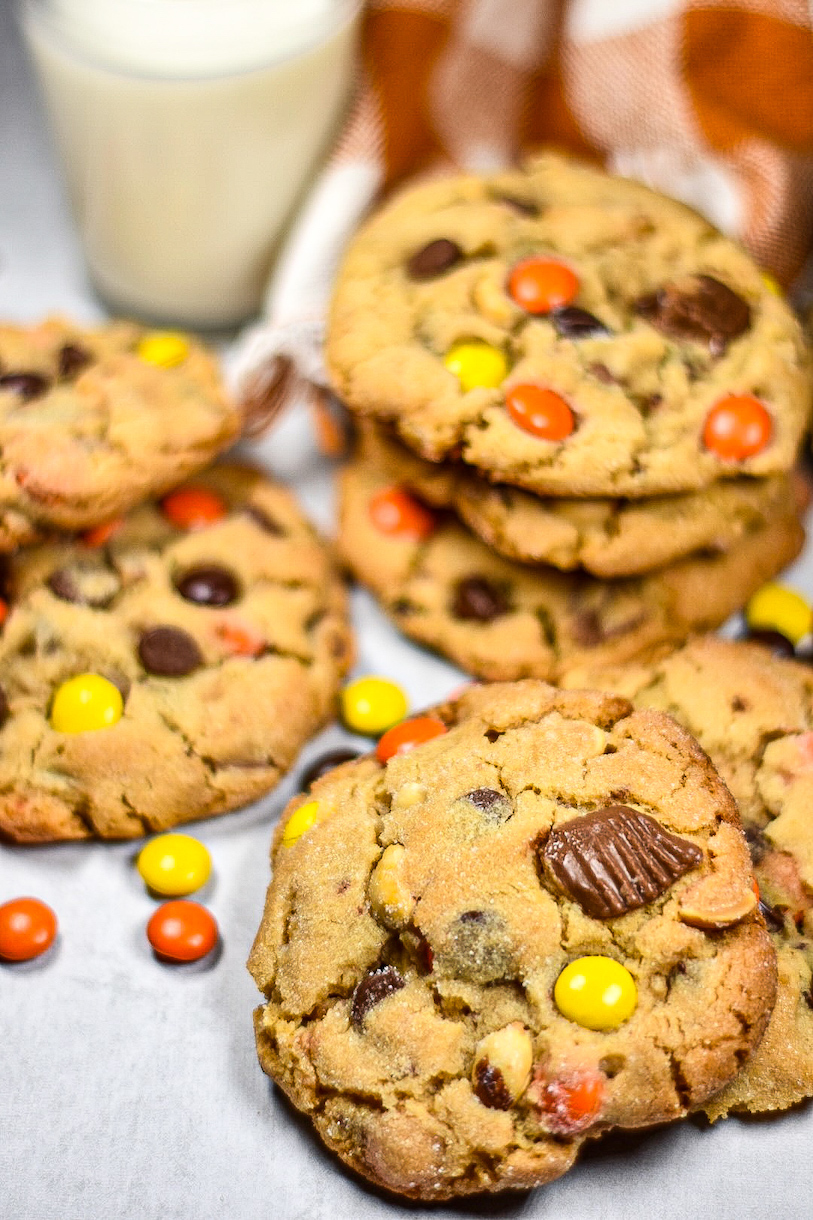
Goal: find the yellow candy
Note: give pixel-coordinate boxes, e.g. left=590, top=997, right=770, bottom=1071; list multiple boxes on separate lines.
left=282, top=800, right=320, bottom=847
left=746, top=582, right=811, bottom=645
left=760, top=272, right=782, bottom=296
left=554, top=956, right=637, bottom=1031
left=137, top=332, right=190, bottom=368
left=137, top=833, right=211, bottom=896
left=444, top=342, right=508, bottom=392
left=341, top=676, right=409, bottom=736
left=50, top=674, right=123, bottom=733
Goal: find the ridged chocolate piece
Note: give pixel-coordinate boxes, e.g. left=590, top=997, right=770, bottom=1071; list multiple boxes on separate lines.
left=541, top=804, right=703, bottom=919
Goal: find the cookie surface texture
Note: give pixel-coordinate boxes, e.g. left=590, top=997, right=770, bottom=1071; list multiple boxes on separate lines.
left=249, top=681, right=776, bottom=1200
left=338, top=453, right=804, bottom=681
left=0, top=465, right=352, bottom=841
left=0, top=317, right=241, bottom=539
left=563, top=635, right=813, bottom=1119
left=327, top=154, right=810, bottom=497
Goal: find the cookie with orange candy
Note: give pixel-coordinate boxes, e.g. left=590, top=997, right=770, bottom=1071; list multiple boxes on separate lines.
left=0, top=464, right=352, bottom=841
left=561, top=634, right=813, bottom=1119
left=249, top=679, right=775, bottom=1200
left=327, top=153, right=810, bottom=497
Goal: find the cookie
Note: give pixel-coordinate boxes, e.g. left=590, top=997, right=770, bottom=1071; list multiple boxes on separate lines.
left=364, top=424, right=798, bottom=577
left=338, top=454, right=804, bottom=681
left=562, top=635, right=813, bottom=1119
left=0, top=464, right=352, bottom=841
left=327, top=154, right=810, bottom=498
left=249, top=680, right=776, bottom=1199
left=0, top=317, right=241, bottom=543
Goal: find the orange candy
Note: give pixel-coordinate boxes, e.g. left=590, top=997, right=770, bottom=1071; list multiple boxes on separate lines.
left=0, top=897, right=58, bottom=962
left=0, top=599, right=8, bottom=628
left=369, top=487, right=435, bottom=540
left=506, top=383, right=574, bottom=441
left=534, top=1069, right=605, bottom=1135
left=162, top=487, right=227, bottom=530
left=508, top=257, right=579, bottom=314
left=215, top=619, right=265, bottom=657
left=376, top=716, right=448, bottom=763
left=81, top=519, right=124, bottom=549
left=147, top=900, right=218, bottom=963
left=703, top=395, right=772, bottom=461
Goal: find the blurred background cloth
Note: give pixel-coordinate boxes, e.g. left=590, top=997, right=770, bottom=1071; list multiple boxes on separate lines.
left=231, top=0, right=813, bottom=419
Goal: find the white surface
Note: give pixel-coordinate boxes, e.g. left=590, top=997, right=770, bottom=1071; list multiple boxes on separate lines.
left=1, top=8, right=813, bottom=1217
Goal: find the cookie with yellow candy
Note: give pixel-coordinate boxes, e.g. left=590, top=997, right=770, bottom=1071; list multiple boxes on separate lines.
left=0, top=463, right=352, bottom=842
left=0, top=316, right=241, bottom=545
left=250, top=679, right=775, bottom=1201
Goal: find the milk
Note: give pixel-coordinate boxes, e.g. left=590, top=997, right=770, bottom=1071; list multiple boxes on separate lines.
left=22, top=0, right=360, bottom=327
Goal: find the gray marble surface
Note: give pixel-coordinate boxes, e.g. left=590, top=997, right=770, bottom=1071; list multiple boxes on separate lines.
left=1, top=4, right=812, bottom=1217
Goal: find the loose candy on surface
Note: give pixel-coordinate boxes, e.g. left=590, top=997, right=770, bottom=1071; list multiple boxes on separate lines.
left=443, top=342, right=508, bottom=391
left=746, top=582, right=812, bottom=645
left=341, top=676, right=409, bottom=735
left=554, top=956, right=638, bottom=1030
left=507, top=257, right=579, bottom=314
left=375, top=715, right=448, bottom=762
left=137, top=834, right=212, bottom=897
left=702, top=395, right=772, bottom=460
left=281, top=801, right=321, bottom=847
left=147, top=900, right=218, bottom=963
left=0, top=897, right=58, bottom=962
left=505, top=383, right=574, bottom=440
left=50, top=673, right=123, bottom=733
left=161, top=486, right=228, bottom=530
left=368, top=486, right=435, bottom=539
left=136, top=332, right=190, bottom=368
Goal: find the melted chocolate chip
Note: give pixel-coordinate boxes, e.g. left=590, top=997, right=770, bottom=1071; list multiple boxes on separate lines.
left=407, top=239, right=463, bottom=281
left=175, top=565, right=239, bottom=607
left=744, top=629, right=795, bottom=659
left=758, top=898, right=785, bottom=934
left=452, top=576, right=509, bottom=622
left=634, top=275, right=751, bottom=355
left=300, top=747, right=361, bottom=788
left=463, top=787, right=512, bottom=822
left=58, top=344, right=92, bottom=380
left=541, top=805, right=704, bottom=919
left=0, top=686, right=8, bottom=728
left=553, top=307, right=609, bottom=339
left=0, top=372, right=50, bottom=401
left=350, top=965, right=405, bottom=1029
left=473, top=1062, right=513, bottom=1110
left=138, top=626, right=202, bottom=676
left=744, top=824, right=769, bottom=865
left=245, top=505, right=284, bottom=535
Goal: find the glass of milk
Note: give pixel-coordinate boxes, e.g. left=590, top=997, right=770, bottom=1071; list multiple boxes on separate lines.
left=21, top=0, right=361, bottom=328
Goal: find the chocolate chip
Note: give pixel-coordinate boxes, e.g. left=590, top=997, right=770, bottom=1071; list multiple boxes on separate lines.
left=570, top=609, right=604, bottom=646
left=47, top=569, right=81, bottom=604
left=300, top=747, right=361, bottom=788
left=553, top=307, right=609, bottom=339
left=47, top=565, right=120, bottom=609
left=245, top=505, right=284, bottom=535
left=744, top=824, right=769, bottom=864
left=460, top=909, right=487, bottom=924
left=441, top=909, right=512, bottom=983
left=541, top=805, right=704, bottom=919
left=496, top=195, right=539, bottom=217
left=473, top=1062, right=513, bottom=1110
left=175, top=565, right=239, bottom=607
left=730, top=695, right=749, bottom=713
left=588, top=362, right=618, bottom=385
left=463, top=787, right=512, bottom=822
left=138, top=626, right=202, bottom=676
left=758, top=898, right=785, bottom=934
left=58, top=344, right=92, bottom=379
left=744, top=629, right=795, bottom=659
left=0, top=372, right=50, bottom=401
left=407, top=239, right=463, bottom=281
left=634, top=274, right=751, bottom=354
left=0, top=686, right=8, bottom=728
left=452, top=576, right=509, bottom=622
left=350, top=965, right=404, bottom=1029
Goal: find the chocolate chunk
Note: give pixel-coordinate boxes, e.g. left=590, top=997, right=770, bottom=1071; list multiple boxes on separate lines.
left=473, top=1062, right=513, bottom=1110
left=175, top=564, right=239, bottom=607
left=758, top=898, right=785, bottom=934
left=452, top=576, right=509, bottom=622
left=138, top=626, right=202, bottom=676
left=0, top=372, right=50, bottom=401
left=301, top=747, right=361, bottom=788
left=464, top=787, right=512, bottom=822
left=541, top=804, right=704, bottom=919
left=634, top=275, right=751, bottom=354
left=350, top=965, right=405, bottom=1029
left=553, top=307, right=609, bottom=339
left=245, top=504, right=284, bottom=535
left=0, top=686, right=8, bottom=728
left=407, top=239, right=463, bottom=281
left=58, top=344, right=92, bottom=379
left=744, top=628, right=795, bottom=659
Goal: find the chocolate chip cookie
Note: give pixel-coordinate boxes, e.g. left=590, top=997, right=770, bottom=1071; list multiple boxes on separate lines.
left=563, top=635, right=813, bottom=1119
left=338, top=454, right=804, bottom=681
left=327, top=154, right=810, bottom=498
left=0, top=317, right=241, bottom=544
left=0, top=464, right=352, bottom=841
left=364, top=424, right=798, bottom=577
left=249, top=681, right=776, bottom=1199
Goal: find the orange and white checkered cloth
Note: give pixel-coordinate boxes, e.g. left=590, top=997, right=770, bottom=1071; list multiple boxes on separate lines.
left=231, top=0, right=813, bottom=419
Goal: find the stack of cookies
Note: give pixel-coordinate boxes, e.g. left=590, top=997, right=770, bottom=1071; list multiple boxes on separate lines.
left=327, top=153, right=811, bottom=680
left=0, top=318, right=352, bottom=842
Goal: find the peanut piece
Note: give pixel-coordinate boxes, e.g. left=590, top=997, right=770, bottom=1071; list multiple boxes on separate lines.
left=368, top=844, right=414, bottom=928
left=472, top=1023, right=533, bottom=1109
